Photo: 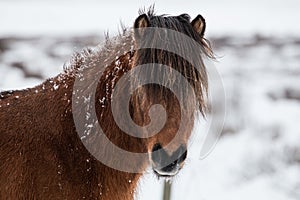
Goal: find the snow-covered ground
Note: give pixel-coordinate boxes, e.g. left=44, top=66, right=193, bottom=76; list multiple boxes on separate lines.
left=1, top=1, right=300, bottom=200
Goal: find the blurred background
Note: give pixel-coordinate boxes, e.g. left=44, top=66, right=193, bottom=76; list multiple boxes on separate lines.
left=1, top=0, right=300, bottom=199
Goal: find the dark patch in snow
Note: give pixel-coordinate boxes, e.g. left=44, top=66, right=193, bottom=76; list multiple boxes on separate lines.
left=10, top=62, right=44, bottom=79
left=268, top=88, right=300, bottom=102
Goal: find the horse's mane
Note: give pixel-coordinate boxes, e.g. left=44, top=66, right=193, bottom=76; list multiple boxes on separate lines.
left=0, top=90, right=14, bottom=100
left=62, top=7, right=214, bottom=115
left=63, top=28, right=133, bottom=75
left=138, top=5, right=156, bottom=17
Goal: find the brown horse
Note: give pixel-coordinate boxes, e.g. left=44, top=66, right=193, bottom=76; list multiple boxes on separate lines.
left=0, top=8, right=213, bottom=200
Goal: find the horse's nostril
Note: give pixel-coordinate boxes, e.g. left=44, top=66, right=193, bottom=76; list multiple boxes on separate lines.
left=177, top=145, right=187, bottom=164
left=152, top=143, right=163, bottom=152
left=151, top=143, right=164, bottom=166
left=151, top=144, right=187, bottom=167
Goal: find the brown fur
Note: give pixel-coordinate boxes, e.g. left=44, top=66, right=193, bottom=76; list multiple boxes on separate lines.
left=0, top=8, right=213, bottom=200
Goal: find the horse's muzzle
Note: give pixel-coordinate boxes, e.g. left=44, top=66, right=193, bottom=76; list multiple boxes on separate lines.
left=150, top=143, right=187, bottom=177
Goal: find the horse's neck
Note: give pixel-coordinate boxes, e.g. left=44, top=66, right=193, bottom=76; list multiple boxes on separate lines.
left=0, top=55, right=144, bottom=199
left=44, top=72, right=143, bottom=199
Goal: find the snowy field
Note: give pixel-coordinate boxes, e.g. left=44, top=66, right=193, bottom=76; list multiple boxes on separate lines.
left=1, top=0, right=300, bottom=200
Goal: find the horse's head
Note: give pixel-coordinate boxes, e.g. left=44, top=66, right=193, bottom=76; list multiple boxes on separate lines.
left=129, top=9, right=213, bottom=177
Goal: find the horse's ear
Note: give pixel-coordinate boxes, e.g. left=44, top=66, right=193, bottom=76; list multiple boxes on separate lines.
left=134, top=14, right=150, bottom=38
left=191, top=15, right=206, bottom=36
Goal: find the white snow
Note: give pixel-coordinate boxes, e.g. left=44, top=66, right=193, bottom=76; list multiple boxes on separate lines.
left=53, top=83, right=59, bottom=90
